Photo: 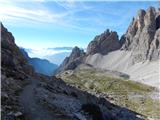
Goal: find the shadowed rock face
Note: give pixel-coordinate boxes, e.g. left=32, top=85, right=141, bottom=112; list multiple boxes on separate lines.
left=57, top=30, right=121, bottom=72
left=156, top=15, right=160, bottom=30
left=56, top=46, right=85, bottom=73
left=1, top=23, right=34, bottom=120
left=120, top=7, right=160, bottom=63
left=86, top=29, right=121, bottom=55
left=1, top=23, right=34, bottom=75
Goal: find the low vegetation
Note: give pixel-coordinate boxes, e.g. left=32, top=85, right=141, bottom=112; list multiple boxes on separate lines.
left=58, top=67, right=160, bottom=120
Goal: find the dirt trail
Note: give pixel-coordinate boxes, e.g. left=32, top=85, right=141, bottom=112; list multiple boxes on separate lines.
left=19, top=78, right=55, bottom=120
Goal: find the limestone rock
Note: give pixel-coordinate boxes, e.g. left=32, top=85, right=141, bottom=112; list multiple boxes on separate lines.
left=57, top=46, right=85, bottom=72
left=121, top=7, right=160, bottom=63
left=148, top=29, right=160, bottom=60
left=86, top=29, right=121, bottom=55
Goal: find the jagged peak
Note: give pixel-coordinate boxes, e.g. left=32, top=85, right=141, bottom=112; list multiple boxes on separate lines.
left=72, top=46, right=81, bottom=52
left=137, top=9, right=146, bottom=15
left=146, top=6, right=156, bottom=14
left=70, top=46, right=85, bottom=57
left=56, top=46, right=85, bottom=73
left=137, top=9, right=146, bottom=21
left=1, top=22, right=15, bottom=44
left=121, top=6, right=160, bottom=62
left=99, top=29, right=118, bottom=38
left=86, top=29, right=120, bottom=55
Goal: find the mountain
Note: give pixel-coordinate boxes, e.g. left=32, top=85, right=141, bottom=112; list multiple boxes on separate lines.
left=23, top=47, right=72, bottom=65
left=1, top=23, right=143, bottom=120
left=56, top=46, right=85, bottom=73
left=20, top=48, right=58, bottom=76
left=87, top=29, right=121, bottom=55
left=1, top=23, right=34, bottom=120
left=120, top=7, right=160, bottom=63
left=57, top=7, right=160, bottom=88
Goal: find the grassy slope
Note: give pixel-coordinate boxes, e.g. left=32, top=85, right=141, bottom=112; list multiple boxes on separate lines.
left=58, top=68, right=160, bottom=120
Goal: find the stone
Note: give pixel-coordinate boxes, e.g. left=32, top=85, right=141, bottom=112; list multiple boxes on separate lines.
left=1, top=23, right=33, bottom=120
left=86, top=29, right=121, bottom=55
left=14, top=111, right=23, bottom=117
left=121, top=7, right=160, bottom=63
left=57, top=46, right=85, bottom=72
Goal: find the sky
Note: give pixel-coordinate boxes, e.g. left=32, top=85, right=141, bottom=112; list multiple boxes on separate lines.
left=0, top=0, right=159, bottom=51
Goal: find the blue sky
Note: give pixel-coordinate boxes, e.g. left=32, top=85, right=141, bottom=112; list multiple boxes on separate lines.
left=0, top=0, right=159, bottom=50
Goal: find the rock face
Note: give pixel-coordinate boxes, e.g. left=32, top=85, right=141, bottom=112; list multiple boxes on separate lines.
left=1, top=23, right=34, bottom=120
left=34, top=77, right=142, bottom=120
left=58, top=30, right=121, bottom=72
left=1, top=23, right=34, bottom=76
left=121, top=7, right=160, bottom=63
left=87, top=29, right=121, bottom=55
left=148, top=29, right=160, bottom=60
left=57, top=46, right=85, bottom=73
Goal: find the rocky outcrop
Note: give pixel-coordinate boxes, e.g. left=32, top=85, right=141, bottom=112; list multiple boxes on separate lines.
left=34, top=77, right=143, bottom=120
left=58, top=30, right=121, bottom=72
left=148, top=29, right=160, bottom=60
left=121, top=7, right=160, bottom=63
left=87, top=29, right=121, bottom=55
left=1, top=23, right=34, bottom=120
left=57, top=46, right=85, bottom=73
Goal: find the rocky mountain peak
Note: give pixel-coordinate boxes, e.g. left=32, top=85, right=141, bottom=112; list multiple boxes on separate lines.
left=1, top=23, right=30, bottom=72
left=144, top=7, right=156, bottom=30
left=1, top=23, right=15, bottom=45
left=58, top=7, right=160, bottom=73
left=86, top=29, right=121, bottom=55
left=1, top=23, right=35, bottom=119
left=69, top=46, right=85, bottom=61
left=56, top=46, right=85, bottom=73
left=137, top=9, right=146, bottom=30
left=120, top=6, right=160, bottom=63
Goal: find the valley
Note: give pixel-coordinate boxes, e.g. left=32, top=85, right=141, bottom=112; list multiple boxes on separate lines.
left=57, top=65, right=160, bottom=119
left=1, top=4, right=160, bottom=120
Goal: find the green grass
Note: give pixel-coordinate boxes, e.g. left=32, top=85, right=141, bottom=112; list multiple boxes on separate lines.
left=58, top=68, right=160, bottom=120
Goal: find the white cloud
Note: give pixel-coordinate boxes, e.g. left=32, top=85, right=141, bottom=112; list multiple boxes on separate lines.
left=26, top=47, right=71, bottom=58
left=0, top=0, right=97, bottom=32
left=1, top=0, right=156, bottom=33
left=0, top=0, right=70, bottom=25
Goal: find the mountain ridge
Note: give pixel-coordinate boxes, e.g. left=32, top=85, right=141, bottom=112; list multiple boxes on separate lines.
left=20, top=48, right=58, bottom=76
left=57, top=6, right=160, bottom=88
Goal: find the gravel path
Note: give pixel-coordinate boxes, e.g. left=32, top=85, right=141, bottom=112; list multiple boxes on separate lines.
left=19, top=78, right=55, bottom=120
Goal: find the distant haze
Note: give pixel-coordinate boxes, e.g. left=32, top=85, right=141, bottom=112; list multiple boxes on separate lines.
left=23, top=47, right=73, bottom=65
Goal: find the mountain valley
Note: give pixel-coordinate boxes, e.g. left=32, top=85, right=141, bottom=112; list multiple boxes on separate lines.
left=1, top=6, right=160, bottom=120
